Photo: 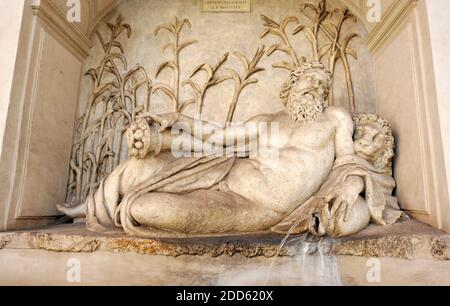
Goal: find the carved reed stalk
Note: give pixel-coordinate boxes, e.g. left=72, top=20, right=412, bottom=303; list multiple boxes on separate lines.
left=341, top=48, right=355, bottom=112
left=72, top=15, right=131, bottom=202
left=183, top=52, right=230, bottom=116
left=298, top=2, right=359, bottom=111
left=327, top=11, right=346, bottom=106
left=261, top=15, right=301, bottom=70
left=154, top=17, right=197, bottom=111
left=226, top=46, right=266, bottom=123
left=322, top=9, right=354, bottom=108
left=89, top=108, right=114, bottom=194
left=311, top=0, right=328, bottom=61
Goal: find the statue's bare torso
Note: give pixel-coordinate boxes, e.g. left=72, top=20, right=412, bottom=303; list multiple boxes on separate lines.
left=223, top=111, right=336, bottom=215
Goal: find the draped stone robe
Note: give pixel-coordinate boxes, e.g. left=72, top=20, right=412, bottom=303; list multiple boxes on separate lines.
left=86, top=152, right=236, bottom=236
left=271, top=155, right=403, bottom=236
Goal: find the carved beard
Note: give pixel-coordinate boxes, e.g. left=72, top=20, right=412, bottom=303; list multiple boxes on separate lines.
left=286, top=91, right=325, bottom=123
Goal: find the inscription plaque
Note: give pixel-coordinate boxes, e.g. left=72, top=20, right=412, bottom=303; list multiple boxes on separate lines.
left=202, top=0, right=251, bottom=13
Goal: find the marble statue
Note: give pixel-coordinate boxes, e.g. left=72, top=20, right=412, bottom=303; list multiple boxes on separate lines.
left=58, top=61, right=403, bottom=238
left=272, top=113, right=403, bottom=237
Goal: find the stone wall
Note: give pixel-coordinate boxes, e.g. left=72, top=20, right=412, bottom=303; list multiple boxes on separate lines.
left=370, top=0, right=450, bottom=232
left=78, top=0, right=377, bottom=124
left=0, top=1, right=25, bottom=161
left=425, top=0, right=450, bottom=215
left=0, top=0, right=117, bottom=231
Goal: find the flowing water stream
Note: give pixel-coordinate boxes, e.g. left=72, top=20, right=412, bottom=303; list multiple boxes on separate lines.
left=215, top=219, right=343, bottom=285
left=263, top=219, right=343, bottom=286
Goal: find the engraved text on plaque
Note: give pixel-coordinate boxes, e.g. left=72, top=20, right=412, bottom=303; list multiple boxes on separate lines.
left=202, top=0, right=251, bottom=13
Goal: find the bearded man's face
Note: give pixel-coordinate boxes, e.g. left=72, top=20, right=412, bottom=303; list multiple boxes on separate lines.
left=285, top=74, right=329, bottom=123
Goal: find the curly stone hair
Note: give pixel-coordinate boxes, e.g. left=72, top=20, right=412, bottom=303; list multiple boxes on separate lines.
left=352, top=113, right=395, bottom=172
left=280, top=61, right=332, bottom=107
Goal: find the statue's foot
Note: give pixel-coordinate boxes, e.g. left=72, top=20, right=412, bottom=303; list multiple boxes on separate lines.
left=57, top=202, right=86, bottom=219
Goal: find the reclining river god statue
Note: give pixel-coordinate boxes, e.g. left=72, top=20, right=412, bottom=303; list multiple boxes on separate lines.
left=58, top=61, right=403, bottom=238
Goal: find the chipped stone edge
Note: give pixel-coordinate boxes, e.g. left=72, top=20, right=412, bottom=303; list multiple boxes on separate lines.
left=430, top=236, right=450, bottom=260
left=0, top=234, right=13, bottom=250
left=328, top=235, right=450, bottom=260
left=1, top=231, right=449, bottom=261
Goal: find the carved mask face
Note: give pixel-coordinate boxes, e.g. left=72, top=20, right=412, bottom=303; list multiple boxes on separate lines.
left=354, top=124, right=386, bottom=163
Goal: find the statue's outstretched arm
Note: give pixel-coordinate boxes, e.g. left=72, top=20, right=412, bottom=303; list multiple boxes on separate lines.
left=130, top=112, right=260, bottom=157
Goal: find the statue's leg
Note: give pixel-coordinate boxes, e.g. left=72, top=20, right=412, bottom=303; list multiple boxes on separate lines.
left=130, top=190, right=283, bottom=235
left=59, top=157, right=168, bottom=219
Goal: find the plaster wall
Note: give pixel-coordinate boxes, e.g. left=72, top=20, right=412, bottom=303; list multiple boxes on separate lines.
left=372, top=0, right=450, bottom=231
left=0, top=0, right=115, bottom=230
left=425, top=0, right=450, bottom=219
left=0, top=1, right=25, bottom=159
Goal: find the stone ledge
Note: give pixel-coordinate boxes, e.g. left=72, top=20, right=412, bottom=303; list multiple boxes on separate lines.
left=0, top=219, right=449, bottom=260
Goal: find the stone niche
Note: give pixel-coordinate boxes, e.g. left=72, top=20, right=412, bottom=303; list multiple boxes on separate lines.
left=68, top=0, right=378, bottom=206
left=65, top=0, right=450, bottom=235
left=1, top=0, right=450, bottom=286
left=0, top=0, right=116, bottom=231
left=1, top=0, right=448, bottom=235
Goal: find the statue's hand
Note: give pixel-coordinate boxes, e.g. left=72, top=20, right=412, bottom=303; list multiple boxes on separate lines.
left=128, top=112, right=181, bottom=159
left=324, top=176, right=364, bottom=222
left=138, top=112, right=180, bottom=133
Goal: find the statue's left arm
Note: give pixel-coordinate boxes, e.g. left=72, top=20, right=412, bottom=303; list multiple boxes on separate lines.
left=133, top=112, right=261, bottom=156
left=325, top=107, right=355, bottom=158
left=324, top=107, right=365, bottom=220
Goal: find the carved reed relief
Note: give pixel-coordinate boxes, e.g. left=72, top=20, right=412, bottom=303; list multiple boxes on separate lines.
left=67, top=0, right=361, bottom=205
left=67, top=15, right=152, bottom=204
left=261, top=0, right=359, bottom=111
left=67, top=16, right=266, bottom=204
